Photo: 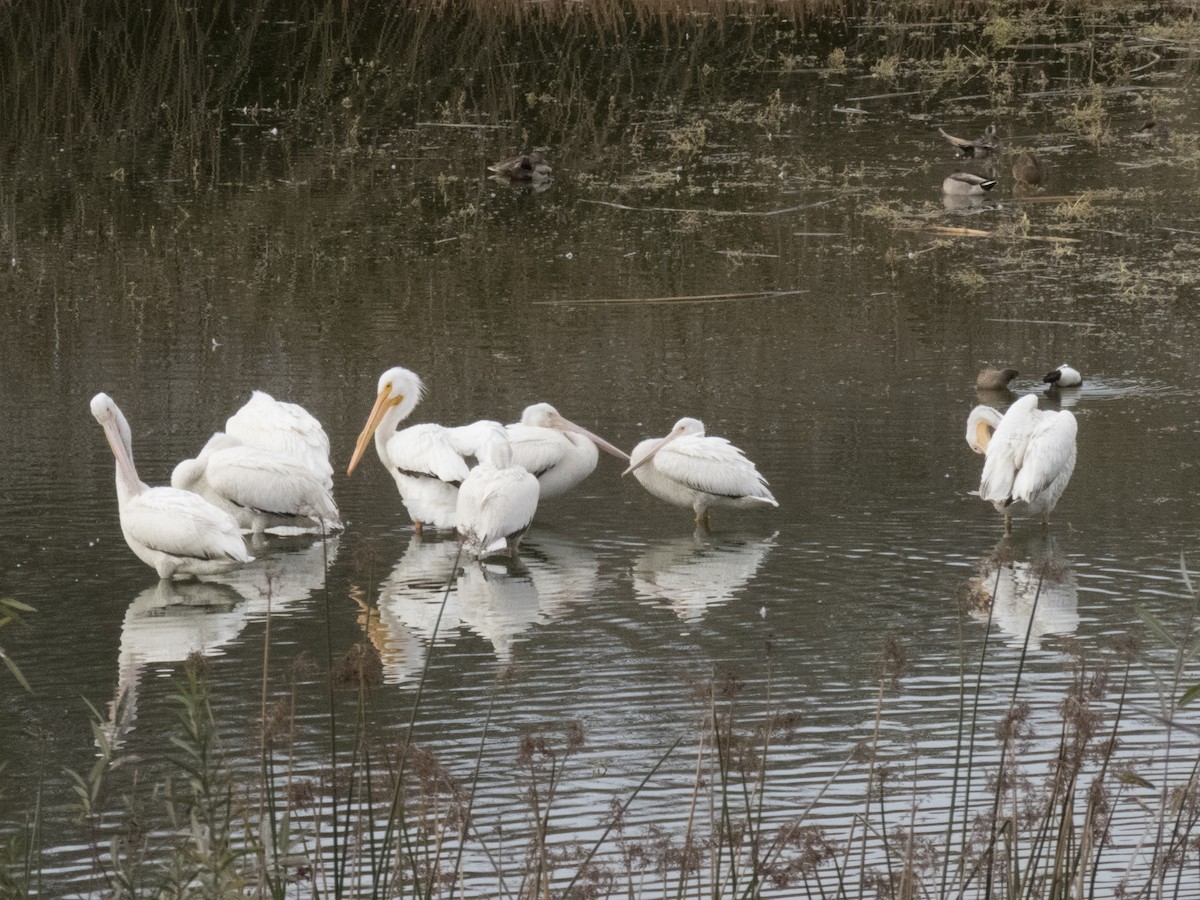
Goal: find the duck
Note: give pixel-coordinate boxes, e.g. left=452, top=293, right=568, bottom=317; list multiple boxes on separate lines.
left=1043, top=364, right=1082, bottom=388
left=488, top=152, right=552, bottom=183
left=938, top=124, right=1001, bottom=158
left=1134, top=121, right=1169, bottom=143
left=1012, top=152, right=1044, bottom=187
left=976, top=367, right=1020, bottom=391
left=942, top=172, right=998, bottom=196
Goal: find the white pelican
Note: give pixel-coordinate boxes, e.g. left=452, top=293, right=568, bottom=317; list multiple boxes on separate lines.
left=171, top=432, right=342, bottom=534
left=456, top=429, right=540, bottom=558
left=1043, top=363, right=1083, bottom=387
left=623, top=417, right=778, bottom=529
left=506, top=403, right=629, bottom=500
left=966, top=393, right=1077, bottom=533
left=225, top=390, right=334, bottom=489
left=90, top=393, right=252, bottom=579
left=347, top=367, right=502, bottom=532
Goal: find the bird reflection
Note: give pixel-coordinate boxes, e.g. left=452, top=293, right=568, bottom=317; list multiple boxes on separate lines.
left=104, top=536, right=340, bottom=747
left=965, top=533, right=1079, bottom=649
left=365, top=533, right=595, bottom=682
left=942, top=192, right=992, bottom=212
left=631, top=530, right=777, bottom=622
left=105, top=579, right=247, bottom=747
left=224, top=533, right=341, bottom=618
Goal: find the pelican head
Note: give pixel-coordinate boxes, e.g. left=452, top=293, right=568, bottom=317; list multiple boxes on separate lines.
left=347, top=367, right=425, bottom=476
left=965, top=405, right=1004, bottom=455
left=622, top=417, right=705, bottom=476
left=91, top=392, right=140, bottom=492
left=520, top=402, right=630, bottom=461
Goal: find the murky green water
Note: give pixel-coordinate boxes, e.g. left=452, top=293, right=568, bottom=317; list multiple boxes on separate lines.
left=3, top=3, right=1200, bottom=895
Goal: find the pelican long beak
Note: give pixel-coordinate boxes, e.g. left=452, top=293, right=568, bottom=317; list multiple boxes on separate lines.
left=347, top=387, right=404, bottom=476
left=621, top=429, right=683, bottom=477
left=549, top=412, right=630, bottom=462
left=102, top=419, right=141, bottom=491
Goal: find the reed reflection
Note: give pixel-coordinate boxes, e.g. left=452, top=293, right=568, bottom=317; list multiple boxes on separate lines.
left=966, top=533, right=1079, bottom=650
left=631, top=530, right=777, bottom=622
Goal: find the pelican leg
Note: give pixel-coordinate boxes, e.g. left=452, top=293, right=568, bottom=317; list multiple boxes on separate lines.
left=1004, top=514, right=1013, bottom=535
left=413, top=520, right=424, bottom=536
left=694, top=509, right=712, bottom=532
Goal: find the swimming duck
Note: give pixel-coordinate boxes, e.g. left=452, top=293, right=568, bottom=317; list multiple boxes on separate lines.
left=1043, top=364, right=1082, bottom=388
left=942, top=172, right=997, bottom=196
left=938, top=124, right=1001, bottom=158
left=976, top=367, right=1020, bottom=391
left=1012, top=152, right=1043, bottom=187
left=488, top=152, right=552, bottom=182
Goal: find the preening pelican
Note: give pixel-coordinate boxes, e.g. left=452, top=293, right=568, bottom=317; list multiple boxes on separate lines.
left=506, top=403, right=629, bottom=500
left=966, top=393, right=1077, bottom=533
left=456, top=429, right=541, bottom=558
left=1043, top=363, right=1082, bottom=387
left=171, top=433, right=342, bottom=534
left=90, top=393, right=252, bottom=579
left=347, top=367, right=502, bottom=531
left=623, top=417, right=778, bottom=529
left=225, top=390, right=334, bottom=489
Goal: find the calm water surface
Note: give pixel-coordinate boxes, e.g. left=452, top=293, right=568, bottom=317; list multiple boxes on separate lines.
left=2, top=8, right=1200, bottom=895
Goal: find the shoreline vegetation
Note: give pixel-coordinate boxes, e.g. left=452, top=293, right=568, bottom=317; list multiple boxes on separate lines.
left=2, top=547, right=1199, bottom=897
left=0, top=0, right=1191, bottom=173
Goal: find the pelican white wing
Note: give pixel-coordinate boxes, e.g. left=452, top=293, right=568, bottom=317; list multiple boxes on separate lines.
left=226, top=391, right=333, bottom=486
left=457, top=466, right=540, bottom=556
left=979, top=394, right=1039, bottom=504
left=122, top=487, right=252, bottom=571
left=506, top=424, right=573, bottom=479
left=975, top=393, right=1077, bottom=523
left=1012, top=412, right=1077, bottom=505
left=386, top=424, right=475, bottom=484
left=650, top=436, right=777, bottom=505
left=198, top=446, right=341, bottom=529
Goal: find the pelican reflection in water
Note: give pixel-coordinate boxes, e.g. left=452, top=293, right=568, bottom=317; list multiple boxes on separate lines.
left=105, top=580, right=247, bottom=747
left=104, top=535, right=340, bottom=746
left=363, top=532, right=598, bottom=681
left=965, top=533, right=1079, bottom=650
left=632, top=531, right=778, bottom=622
